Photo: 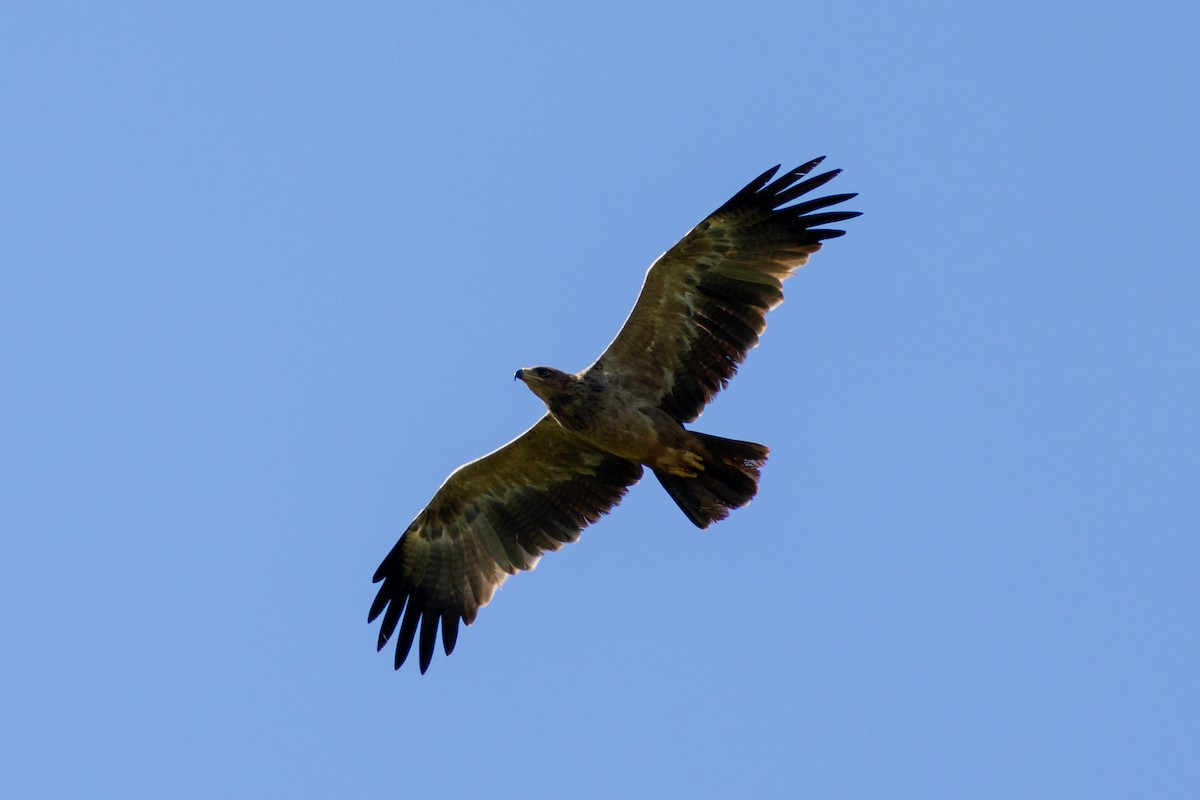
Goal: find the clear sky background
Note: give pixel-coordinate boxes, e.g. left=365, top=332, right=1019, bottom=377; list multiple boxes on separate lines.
left=3, top=2, right=1198, bottom=797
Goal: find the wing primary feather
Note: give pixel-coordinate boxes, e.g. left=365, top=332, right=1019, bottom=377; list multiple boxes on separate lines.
left=763, top=162, right=826, bottom=197
left=367, top=583, right=391, bottom=623
left=394, top=600, right=422, bottom=669
left=808, top=229, right=848, bottom=242
left=715, top=165, right=782, bottom=213
left=793, top=156, right=825, bottom=174
left=418, top=612, right=439, bottom=674
left=376, top=592, right=404, bottom=650
left=371, top=540, right=402, bottom=584
left=766, top=169, right=843, bottom=206
left=441, top=612, right=460, bottom=656
left=781, top=192, right=859, bottom=215
left=767, top=157, right=825, bottom=188
left=745, top=164, right=782, bottom=192
left=801, top=210, right=864, bottom=227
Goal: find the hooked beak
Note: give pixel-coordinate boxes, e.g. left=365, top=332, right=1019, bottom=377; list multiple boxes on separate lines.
left=514, top=369, right=525, bottom=382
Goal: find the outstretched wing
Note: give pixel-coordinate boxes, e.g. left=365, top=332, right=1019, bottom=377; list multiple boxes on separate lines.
left=594, top=158, right=859, bottom=422
left=369, top=416, right=642, bottom=673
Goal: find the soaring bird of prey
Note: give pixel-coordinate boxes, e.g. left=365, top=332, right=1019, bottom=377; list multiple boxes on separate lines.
left=370, top=158, right=859, bottom=672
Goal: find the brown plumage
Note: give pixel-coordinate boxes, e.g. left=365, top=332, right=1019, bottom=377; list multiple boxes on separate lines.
left=370, top=158, right=859, bottom=672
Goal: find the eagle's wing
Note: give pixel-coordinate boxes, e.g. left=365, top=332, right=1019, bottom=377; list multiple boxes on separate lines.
left=594, top=158, right=859, bottom=422
left=368, top=416, right=642, bottom=673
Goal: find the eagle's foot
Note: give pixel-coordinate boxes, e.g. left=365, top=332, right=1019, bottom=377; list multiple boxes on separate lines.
left=661, top=449, right=705, bottom=478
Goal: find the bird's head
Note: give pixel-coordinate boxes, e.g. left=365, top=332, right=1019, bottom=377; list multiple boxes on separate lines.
left=514, top=366, right=577, bottom=404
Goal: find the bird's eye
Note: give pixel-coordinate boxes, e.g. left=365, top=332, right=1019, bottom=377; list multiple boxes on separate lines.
left=534, top=367, right=551, bottom=377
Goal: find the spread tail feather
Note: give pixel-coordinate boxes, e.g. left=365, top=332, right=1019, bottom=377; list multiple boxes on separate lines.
left=653, top=432, right=769, bottom=529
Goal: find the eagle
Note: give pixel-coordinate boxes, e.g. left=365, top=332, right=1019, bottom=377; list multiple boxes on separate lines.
left=369, top=158, right=859, bottom=672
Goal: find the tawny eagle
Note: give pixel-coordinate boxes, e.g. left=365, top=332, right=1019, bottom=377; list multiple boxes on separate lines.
left=370, top=159, right=859, bottom=672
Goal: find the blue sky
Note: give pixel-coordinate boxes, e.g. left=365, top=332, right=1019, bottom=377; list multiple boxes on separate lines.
left=3, top=1, right=1198, bottom=797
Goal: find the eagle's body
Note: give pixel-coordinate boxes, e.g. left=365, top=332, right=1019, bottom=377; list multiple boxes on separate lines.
left=370, top=159, right=859, bottom=672
left=519, top=364, right=704, bottom=476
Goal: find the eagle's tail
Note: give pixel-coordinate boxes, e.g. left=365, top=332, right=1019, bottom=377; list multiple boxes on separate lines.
left=653, top=432, right=769, bottom=529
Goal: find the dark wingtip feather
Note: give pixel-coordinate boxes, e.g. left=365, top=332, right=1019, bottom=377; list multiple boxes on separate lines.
left=367, top=588, right=389, bottom=623
left=369, top=546, right=393, bottom=585
left=765, top=160, right=828, bottom=196
left=803, top=210, right=863, bottom=227
left=794, top=156, right=825, bottom=175
left=375, top=596, right=402, bottom=650
left=784, top=191, right=858, bottom=215
left=418, top=613, right=439, bottom=674
left=441, top=612, right=460, bottom=656
left=776, top=169, right=842, bottom=204
left=745, top=164, right=782, bottom=194
left=393, top=601, right=422, bottom=670
left=810, top=229, right=848, bottom=241
left=725, top=164, right=781, bottom=207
